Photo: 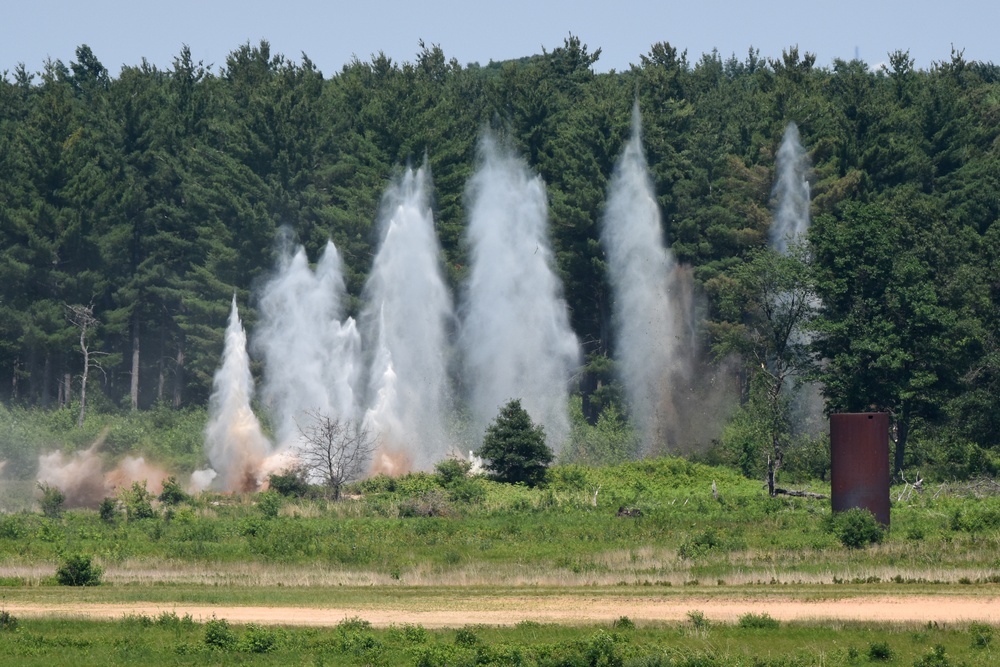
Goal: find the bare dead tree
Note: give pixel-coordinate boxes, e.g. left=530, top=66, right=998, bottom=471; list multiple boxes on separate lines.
left=296, top=410, right=378, bottom=500
left=66, top=303, right=105, bottom=428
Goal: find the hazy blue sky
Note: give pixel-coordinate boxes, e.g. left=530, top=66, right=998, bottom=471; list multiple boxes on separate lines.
left=2, top=0, right=997, bottom=78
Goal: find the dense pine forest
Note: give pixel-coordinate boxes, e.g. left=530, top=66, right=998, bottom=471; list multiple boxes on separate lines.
left=1, top=37, right=998, bottom=478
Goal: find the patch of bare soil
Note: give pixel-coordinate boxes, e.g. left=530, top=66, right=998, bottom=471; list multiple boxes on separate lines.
left=7, top=595, right=1000, bottom=627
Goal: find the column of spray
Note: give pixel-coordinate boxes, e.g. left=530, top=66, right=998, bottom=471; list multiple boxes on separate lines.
left=769, top=122, right=824, bottom=436
left=770, top=123, right=811, bottom=254
left=203, top=296, right=272, bottom=491
left=601, top=104, right=685, bottom=452
left=459, top=133, right=580, bottom=448
left=253, top=238, right=362, bottom=448
left=362, top=165, right=455, bottom=471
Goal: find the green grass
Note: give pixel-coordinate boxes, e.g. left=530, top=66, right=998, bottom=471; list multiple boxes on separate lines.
left=1, top=456, right=998, bottom=589
left=0, top=613, right=996, bottom=666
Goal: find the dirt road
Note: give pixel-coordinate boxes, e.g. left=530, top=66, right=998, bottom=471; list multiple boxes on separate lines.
left=8, top=595, right=1000, bottom=627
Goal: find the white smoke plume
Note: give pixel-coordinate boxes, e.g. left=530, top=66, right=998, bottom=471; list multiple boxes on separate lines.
left=459, top=133, right=580, bottom=448
left=602, top=104, right=696, bottom=452
left=204, top=296, right=273, bottom=492
left=253, top=238, right=363, bottom=448
left=362, top=165, right=455, bottom=470
left=770, top=122, right=811, bottom=254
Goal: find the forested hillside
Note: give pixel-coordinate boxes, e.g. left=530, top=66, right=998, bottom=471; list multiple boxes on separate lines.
left=1, top=37, right=997, bottom=473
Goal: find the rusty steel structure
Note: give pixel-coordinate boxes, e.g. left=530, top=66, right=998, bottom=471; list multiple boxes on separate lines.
left=830, top=412, right=891, bottom=526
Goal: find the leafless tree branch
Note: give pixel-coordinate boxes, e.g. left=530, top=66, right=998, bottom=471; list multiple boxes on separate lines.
left=295, top=410, right=378, bottom=500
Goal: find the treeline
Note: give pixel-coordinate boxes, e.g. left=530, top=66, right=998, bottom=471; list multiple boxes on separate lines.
left=1, top=38, right=998, bottom=470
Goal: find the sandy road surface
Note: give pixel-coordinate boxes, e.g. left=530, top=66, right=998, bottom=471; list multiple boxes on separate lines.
left=7, top=595, right=1000, bottom=627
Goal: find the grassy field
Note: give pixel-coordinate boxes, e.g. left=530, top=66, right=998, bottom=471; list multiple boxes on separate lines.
left=0, top=612, right=997, bottom=666
left=1, top=458, right=999, bottom=588
left=1, top=456, right=998, bottom=665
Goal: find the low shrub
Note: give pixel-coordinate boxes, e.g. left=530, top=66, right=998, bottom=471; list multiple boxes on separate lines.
left=158, top=476, right=189, bottom=505
left=913, top=644, right=951, bottom=667
left=204, top=616, right=237, bottom=651
left=866, top=640, right=894, bottom=661
left=737, top=613, right=779, bottom=629
left=55, top=553, right=103, bottom=586
left=257, top=491, right=282, bottom=519
left=98, top=497, right=118, bottom=523
left=268, top=468, right=311, bottom=497
left=686, top=610, right=710, bottom=630
left=0, top=610, right=18, bottom=631
left=828, top=508, right=885, bottom=549
left=240, top=623, right=277, bottom=653
left=37, top=482, right=65, bottom=518
left=454, top=627, right=479, bottom=646
left=612, top=616, right=636, bottom=630
left=969, top=621, right=993, bottom=648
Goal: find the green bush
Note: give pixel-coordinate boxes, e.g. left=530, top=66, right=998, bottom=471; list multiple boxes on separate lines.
left=204, top=616, right=237, bottom=651
left=119, top=481, right=156, bottom=521
left=828, top=508, right=885, bottom=549
left=686, top=610, right=710, bottom=630
left=435, top=458, right=472, bottom=486
left=866, top=640, right=894, bottom=661
left=454, top=627, right=479, bottom=646
left=969, top=622, right=993, bottom=648
left=37, top=482, right=65, bottom=518
left=158, top=476, right=189, bottom=505
left=268, top=467, right=311, bottom=497
left=98, top=497, right=118, bottom=523
left=737, top=613, right=779, bottom=629
left=257, top=491, right=282, bottom=519
left=913, top=644, right=950, bottom=667
left=240, top=623, right=277, bottom=653
left=56, top=553, right=104, bottom=586
left=0, top=610, right=18, bottom=631
left=612, top=616, right=635, bottom=630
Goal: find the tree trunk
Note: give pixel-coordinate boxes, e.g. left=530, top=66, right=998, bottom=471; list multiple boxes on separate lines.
left=173, top=343, right=184, bottom=409
left=157, top=329, right=166, bottom=403
left=130, top=313, right=140, bottom=410
left=41, top=352, right=52, bottom=407
left=78, top=327, right=89, bottom=428
left=894, top=407, right=909, bottom=475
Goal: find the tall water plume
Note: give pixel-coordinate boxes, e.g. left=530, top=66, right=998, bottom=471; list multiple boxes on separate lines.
left=253, top=237, right=362, bottom=446
left=770, top=123, right=811, bottom=254
left=362, top=165, right=455, bottom=471
left=602, top=104, right=692, bottom=452
left=204, top=296, right=273, bottom=491
left=769, top=122, right=824, bottom=438
left=459, top=133, right=580, bottom=448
